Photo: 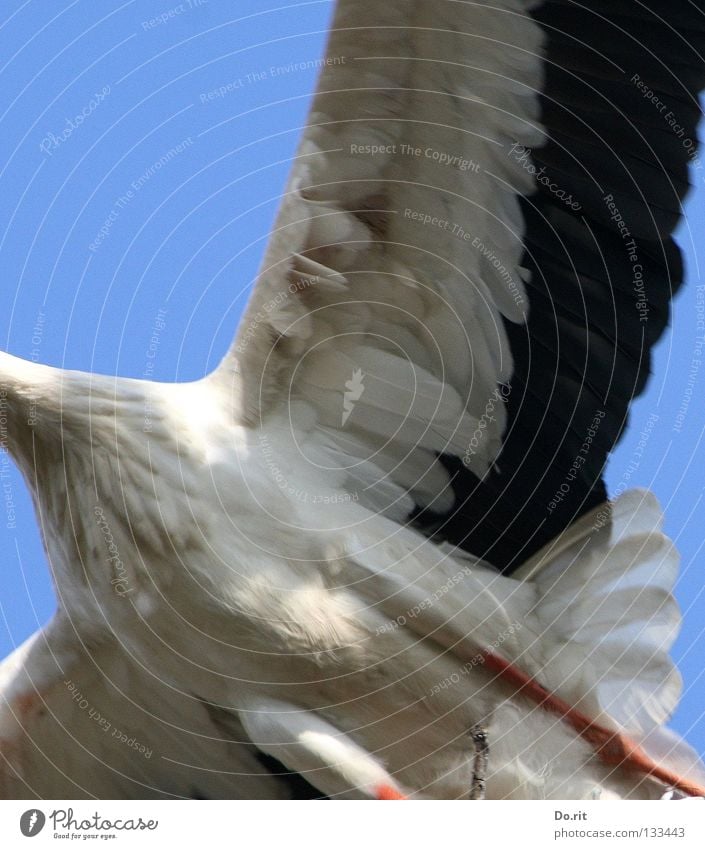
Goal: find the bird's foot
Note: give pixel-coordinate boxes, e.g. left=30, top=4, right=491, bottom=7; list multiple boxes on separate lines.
left=469, top=724, right=489, bottom=800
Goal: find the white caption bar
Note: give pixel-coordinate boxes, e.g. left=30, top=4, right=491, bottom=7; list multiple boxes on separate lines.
left=0, top=800, right=703, bottom=848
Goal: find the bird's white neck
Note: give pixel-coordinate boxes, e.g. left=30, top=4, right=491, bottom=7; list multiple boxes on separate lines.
left=0, top=352, right=181, bottom=621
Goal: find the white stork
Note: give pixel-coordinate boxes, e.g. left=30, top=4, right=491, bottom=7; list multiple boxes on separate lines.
left=1, top=0, right=704, bottom=800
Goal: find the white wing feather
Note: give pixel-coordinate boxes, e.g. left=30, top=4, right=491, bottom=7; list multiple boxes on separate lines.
left=227, top=0, right=544, bottom=517
left=0, top=616, right=290, bottom=799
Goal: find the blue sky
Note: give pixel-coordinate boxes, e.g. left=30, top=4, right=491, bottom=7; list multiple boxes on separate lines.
left=0, top=0, right=703, bottom=762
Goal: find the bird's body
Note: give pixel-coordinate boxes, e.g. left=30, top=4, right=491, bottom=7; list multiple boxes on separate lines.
left=0, top=352, right=696, bottom=798
left=2, top=0, right=705, bottom=799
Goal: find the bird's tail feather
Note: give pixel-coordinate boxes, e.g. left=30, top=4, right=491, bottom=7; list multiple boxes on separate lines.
left=522, top=488, right=705, bottom=788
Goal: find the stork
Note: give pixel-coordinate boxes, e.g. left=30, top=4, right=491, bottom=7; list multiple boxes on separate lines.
left=1, top=0, right=705, bottom=800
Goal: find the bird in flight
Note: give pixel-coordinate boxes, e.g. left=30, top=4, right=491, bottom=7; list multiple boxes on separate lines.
left=1, top=0, right=705, bottom=800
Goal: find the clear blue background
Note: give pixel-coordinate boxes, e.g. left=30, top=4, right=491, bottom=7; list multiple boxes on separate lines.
left=0, top=0, right=703, bottom=759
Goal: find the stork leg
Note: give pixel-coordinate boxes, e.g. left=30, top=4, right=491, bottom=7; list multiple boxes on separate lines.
left=469, top=725, right=489, bottom=800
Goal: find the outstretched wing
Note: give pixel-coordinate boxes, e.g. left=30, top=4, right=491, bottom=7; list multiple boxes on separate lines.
left=223, top=0, right=705, bottom=571
left=0, top=616, right=315, bottom=799
left=227, top=0, right=544, bottom=524
left=447, top=0, right=705, bottom=569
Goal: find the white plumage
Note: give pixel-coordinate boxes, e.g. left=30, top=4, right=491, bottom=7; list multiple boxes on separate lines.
left=0, top=0, right=703, bottom=799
